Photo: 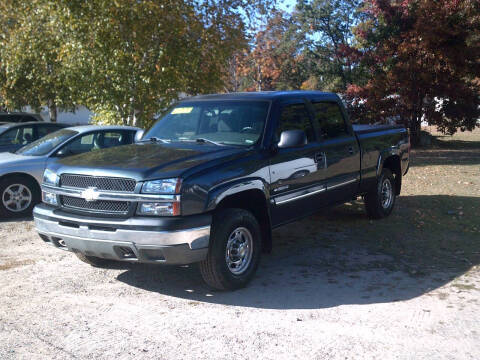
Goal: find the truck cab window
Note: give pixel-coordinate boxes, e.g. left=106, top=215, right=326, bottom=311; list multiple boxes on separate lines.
left=276, top=103, right=315, bottom=143
left=312, top=102, right=348, bottom=139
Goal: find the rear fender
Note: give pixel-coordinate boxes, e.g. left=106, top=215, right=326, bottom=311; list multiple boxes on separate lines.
left=377, top=151, right=402, bottom=195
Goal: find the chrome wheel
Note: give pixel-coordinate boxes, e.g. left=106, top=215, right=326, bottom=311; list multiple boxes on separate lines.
left=381, top=178, right=393, bottom=209
left=225, top=227, right=253, bottom=275
left=2, top=184, right=32, bottom=213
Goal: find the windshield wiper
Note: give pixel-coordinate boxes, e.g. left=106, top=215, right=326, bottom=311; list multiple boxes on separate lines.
left=138, top=137, right=169, bottom=143
left=194, top=138, right=226, bottom=146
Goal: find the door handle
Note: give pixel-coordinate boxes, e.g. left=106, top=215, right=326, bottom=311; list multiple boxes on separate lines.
left=347, top=146, right=355, bottom=155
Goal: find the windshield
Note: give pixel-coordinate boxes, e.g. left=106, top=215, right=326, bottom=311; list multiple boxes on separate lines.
left=16, top=129, right=78, bottom=156
left=144, top=101, right=270, bottom=146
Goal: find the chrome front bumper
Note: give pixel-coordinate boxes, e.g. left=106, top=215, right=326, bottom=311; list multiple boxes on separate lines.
left=33, top=204, right=211, bottom=265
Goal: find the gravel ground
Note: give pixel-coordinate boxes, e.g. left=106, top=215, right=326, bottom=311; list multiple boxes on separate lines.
left=0, top=214, right=479, bottom=360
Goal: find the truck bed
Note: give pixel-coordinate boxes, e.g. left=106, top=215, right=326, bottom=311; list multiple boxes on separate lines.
left=352, top=124, right=404, bottom=135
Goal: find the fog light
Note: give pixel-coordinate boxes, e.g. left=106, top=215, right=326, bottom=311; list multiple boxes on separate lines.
left=42, top=191, right=58, bottom=205
left=137, top=202, right=179, bottom=216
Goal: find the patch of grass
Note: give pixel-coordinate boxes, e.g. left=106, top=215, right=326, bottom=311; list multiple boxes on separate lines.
left=0, top=259, right=35, bottom=270
left=452, top=283, right=478, bottom=291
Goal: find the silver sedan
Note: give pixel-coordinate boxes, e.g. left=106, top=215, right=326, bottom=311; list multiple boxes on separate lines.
left=0, top=125, right=142, bottom=217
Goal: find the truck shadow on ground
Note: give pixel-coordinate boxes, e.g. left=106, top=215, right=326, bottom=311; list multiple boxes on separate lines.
left=116, top=195, right=480, bottom=310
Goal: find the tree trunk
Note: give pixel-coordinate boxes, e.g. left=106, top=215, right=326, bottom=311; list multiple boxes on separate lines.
left=48, top=100, right=57, bottom=123
left=409, top=116, right=421, bottom=147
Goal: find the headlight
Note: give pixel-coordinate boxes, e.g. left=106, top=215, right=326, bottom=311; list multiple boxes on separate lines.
left=42, top=191, right=58, bottom=205
left=137, top=202, right=179, bottom=216
left=43, top=169, right=58, bottom=186
left=142, top=178, right=181, bottom=194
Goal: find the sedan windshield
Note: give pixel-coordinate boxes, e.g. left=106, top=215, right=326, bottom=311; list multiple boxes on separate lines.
left=144, top=101, right=270, bottom=146
left=16, top=129, right=78, bottom=156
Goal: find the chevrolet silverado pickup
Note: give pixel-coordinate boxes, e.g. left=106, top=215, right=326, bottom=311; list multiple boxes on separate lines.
left=34, top=91, right=410, bottom=290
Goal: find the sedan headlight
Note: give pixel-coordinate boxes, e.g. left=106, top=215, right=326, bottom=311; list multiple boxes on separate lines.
left=43, top=169, right=58, bottom=186
left=142, top=178, right=181, bottom=194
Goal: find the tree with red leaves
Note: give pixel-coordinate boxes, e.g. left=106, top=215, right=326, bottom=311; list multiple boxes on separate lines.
left=238, top=10, right=303, bottom=91
left=346, top=0, right=480, bottom=145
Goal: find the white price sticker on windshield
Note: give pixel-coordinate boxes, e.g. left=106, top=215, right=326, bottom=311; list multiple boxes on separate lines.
left=171, top=107, right=193, bottom=114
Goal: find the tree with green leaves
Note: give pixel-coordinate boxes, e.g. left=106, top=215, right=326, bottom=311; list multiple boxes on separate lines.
left=1, top=0, right=276, bottom=127
left=0, top=0, right=77, bottom=121
left=294, top=0, right=364, bottom=92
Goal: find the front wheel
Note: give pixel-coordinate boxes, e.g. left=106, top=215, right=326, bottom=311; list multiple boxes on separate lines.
left=200, top=208, right=262, bottom=290
left=364, top=168, right=396, bottom=219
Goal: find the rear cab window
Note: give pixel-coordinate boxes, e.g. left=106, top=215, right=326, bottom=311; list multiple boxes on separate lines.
left=311, top=101, right=349, bottom=139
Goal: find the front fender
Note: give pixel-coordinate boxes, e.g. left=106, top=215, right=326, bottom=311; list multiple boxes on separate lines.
left=205, top=178, right=269, bottom=212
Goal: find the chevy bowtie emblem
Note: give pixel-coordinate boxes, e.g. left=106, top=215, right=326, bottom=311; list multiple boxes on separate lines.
left=82, top=187, right=100, bottom=202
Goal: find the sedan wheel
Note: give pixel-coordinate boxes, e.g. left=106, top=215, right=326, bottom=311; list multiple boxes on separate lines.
left=0, top=176, right=40, bottom=217
left=2, top=184, right=32, bottom=213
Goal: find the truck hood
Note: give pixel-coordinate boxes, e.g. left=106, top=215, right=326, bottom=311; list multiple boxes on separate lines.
left=54, top=142, right=248, bottom=180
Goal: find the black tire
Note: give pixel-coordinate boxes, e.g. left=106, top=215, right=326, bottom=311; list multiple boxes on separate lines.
left=0, top=175, right=40, bottom=218
left=199, top=208, right=262, bottom=290
left=74, top=252, right=112, bottom=267
left=364, top=168, right=396, bottom=219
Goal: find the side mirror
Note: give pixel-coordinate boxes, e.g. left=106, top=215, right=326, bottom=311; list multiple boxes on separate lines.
left=134, top=129, right=145, bottom=142
left=56, top=148, right=71, bottom=157
left=277, top=130, right=307, bottom=149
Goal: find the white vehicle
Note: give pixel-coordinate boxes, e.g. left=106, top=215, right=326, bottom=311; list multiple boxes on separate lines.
left=0, top=125, right=141, bottom=217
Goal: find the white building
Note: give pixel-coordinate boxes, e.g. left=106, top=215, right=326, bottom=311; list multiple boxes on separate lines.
left=22, top=106, right=93, bottom=125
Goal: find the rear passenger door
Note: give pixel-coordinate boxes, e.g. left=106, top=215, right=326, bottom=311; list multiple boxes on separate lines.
left=311, top=101, right=360, bottom=204
left=269, top=100, right=328, bottom=226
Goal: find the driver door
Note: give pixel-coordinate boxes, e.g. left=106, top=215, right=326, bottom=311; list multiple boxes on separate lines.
left=269, top=100, right=328, bottom=226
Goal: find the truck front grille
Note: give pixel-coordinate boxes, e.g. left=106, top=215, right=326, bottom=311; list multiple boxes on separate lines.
left=61, top=196, right=130, bottom=214
left=60, top=174, right=136, bottom=192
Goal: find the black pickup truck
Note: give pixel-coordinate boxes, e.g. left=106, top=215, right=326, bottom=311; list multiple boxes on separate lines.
left=34, top=91, right=409, bottom=290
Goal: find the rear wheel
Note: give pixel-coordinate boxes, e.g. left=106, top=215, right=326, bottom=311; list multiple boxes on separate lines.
left=200, top=208, right=262, bottom=290
left=364, top=168, right=396, bottom=219
left=0, top=175, right=40, bottom=217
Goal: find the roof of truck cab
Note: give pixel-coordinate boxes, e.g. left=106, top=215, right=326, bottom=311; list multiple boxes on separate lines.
left=0, top=121, right=65, bottom=129
left=183, top=91, right=340, bottom=102
left=66, top=125, right=141, bottom=133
